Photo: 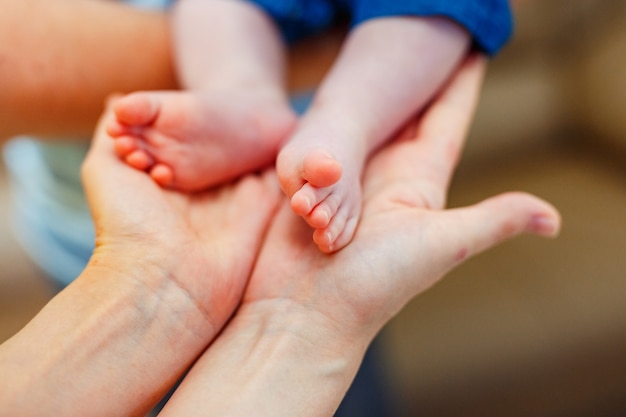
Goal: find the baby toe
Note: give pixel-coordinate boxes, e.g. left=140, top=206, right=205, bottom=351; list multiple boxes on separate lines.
left=149, top=164, right=175, bottom=188
left=126, top=150, right=154, bottom=171
left=291, top=183, right=332, bottom=218
left=113, top=136, right=139, bottom=158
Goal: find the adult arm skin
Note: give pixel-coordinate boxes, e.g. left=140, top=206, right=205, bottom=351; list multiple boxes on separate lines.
left=0, top=107, right=281, bottom=417
left=0, top=0, right=177, bottom=141
left=159, top=54, right=561, bottom=417
left=0, top=0, right=344, bottom=142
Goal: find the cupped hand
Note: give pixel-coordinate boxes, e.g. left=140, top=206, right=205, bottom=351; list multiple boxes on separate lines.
left=81, top=101, right=282, bottom=334
left=0, top=103, right=282, bottom=417
left=244, top=54, right=561, bottom=339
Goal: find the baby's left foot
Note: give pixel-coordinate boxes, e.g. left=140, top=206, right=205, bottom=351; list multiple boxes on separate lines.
left=106, top=90, right=295, bottom=192
left=277, top=140, right=363, bottom=253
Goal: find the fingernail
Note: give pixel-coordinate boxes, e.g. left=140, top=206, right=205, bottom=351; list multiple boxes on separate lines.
left=530, top=215, right=560, bottom=237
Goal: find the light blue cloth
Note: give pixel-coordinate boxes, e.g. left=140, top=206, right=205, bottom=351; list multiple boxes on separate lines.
left=4, top=139, right=93, bottom=286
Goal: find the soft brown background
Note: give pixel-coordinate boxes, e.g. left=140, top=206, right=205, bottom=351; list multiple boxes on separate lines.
left=1, top=1, right=625, bottom=415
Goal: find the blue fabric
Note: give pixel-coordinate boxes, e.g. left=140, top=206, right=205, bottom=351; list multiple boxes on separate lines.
left=248, top=0, right=513, bottom=55
left=247, top=0, right=341, bottom=43
left=349, top=0, right=513, bottom=56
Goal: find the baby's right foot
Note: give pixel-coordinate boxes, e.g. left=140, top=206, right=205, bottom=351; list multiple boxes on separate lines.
left=106, top=90, right=296, bottom=192
left=277, top=130, right=366, bottom=253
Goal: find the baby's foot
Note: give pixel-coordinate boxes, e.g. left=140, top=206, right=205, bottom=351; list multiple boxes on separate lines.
left=277, top=139, right=364, bottom=253
left=107, top=91, right=295, bottom=192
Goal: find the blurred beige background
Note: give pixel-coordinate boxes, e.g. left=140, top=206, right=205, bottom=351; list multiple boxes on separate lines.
left=1, top=1, right=625, bottom=416
left=382, top=1, right=626, bottom=415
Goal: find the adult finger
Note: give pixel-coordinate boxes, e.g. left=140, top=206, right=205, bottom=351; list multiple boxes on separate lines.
left=383, top=191, right=561, bottom=308
left=82, top=101, right=124, bottom=188
left=410, top=53, right=487, bottom=192
left=81, top=103, right=160, bottom=228
left=437, top=192, right=561, bottom=271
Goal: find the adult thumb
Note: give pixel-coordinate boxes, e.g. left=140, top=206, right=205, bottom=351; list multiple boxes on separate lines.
left=444, top=191, right=561, bottom=265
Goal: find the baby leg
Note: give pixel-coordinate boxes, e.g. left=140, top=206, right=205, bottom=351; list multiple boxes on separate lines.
left=106, top=0, right=294, bottom=191
left=277, top=16, right=469, bottom=252
left=107, top=90, right=295, bottom=192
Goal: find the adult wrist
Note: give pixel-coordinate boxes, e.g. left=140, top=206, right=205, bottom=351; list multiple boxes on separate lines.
left=162, top=298, right=374, bottom=417
left=235, top=298, right=373, bottom=405
left=83, top=249, right=216, bottom=340
left=0, top=252, right=215, bottom=417
left=238, top=298, right=373, bottom=352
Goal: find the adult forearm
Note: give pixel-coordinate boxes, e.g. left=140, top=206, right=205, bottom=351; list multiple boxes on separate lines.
left=0, top=257, right=214, bottom=417
left=160, top=299, right=371, bottom=417
left=0, top=0, right=177, bottom=141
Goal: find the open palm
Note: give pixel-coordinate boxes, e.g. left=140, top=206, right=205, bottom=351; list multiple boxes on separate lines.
left=244, top=55, right=560, bottom=339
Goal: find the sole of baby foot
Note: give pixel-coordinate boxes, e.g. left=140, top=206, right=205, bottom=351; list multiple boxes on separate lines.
left=112, top=91, right=295, bottom=192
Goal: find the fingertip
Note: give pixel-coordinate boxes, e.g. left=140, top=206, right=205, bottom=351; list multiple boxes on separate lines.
left=496, top=192, right=562, bottom=239
left=103, top=92, right=124, bottom=111
left=457, top=191, right=561, bottom=258
left=529, top=214, right=561, bottom=238
left=105, top=121, right=123, bottom=138
left=507, top=192, right=561, bottom=238
left=527, top=199, right=562, bottom=238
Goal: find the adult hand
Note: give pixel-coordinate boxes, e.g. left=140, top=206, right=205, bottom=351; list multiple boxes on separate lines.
left=83, top=102, right=282, bottom=332
left=159, top=54, right=561, bottom=417
left=246, top=53, right=560, bottom=336
left=0, top=103, right=281, bottom=417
